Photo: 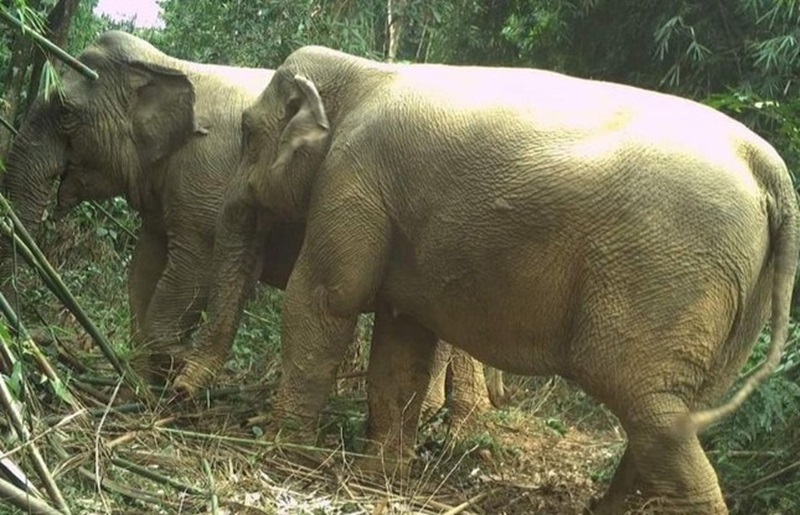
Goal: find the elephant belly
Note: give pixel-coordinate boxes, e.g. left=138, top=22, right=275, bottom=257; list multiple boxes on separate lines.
left=379, top=240, right=576, bottom=377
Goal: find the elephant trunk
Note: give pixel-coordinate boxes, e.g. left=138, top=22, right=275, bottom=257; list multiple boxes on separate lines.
left=0, top=101, right=67, bottom=301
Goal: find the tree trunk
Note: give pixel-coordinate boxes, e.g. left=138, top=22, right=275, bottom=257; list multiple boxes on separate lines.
left=386, top=0, right=407, bottom=62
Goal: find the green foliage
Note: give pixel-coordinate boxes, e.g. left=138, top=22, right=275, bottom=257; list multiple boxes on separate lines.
left=701, top=322, right=800, bottom=513
left=66, top=0, right=107, bottom=54
left=157, top=0, right=387, bottom=67
left=704, top=91, right=800, bottom=179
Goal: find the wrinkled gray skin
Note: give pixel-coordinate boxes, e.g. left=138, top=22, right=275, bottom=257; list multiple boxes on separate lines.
left=0, top=31, right=496, bottom=420
left=185, top=46, right=799, bottom=514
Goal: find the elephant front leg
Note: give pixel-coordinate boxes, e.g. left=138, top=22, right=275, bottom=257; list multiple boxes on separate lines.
left=128, top=229, right=167, bottom=348
left=270, top=205, right=390, bottom=441
left=270, top=266, right=358, bottom=440
left=128, top=229, right=168, bottom=382
left=361, top=302, right=438, bottom=474
left=136, top=234, right=211, bottom=382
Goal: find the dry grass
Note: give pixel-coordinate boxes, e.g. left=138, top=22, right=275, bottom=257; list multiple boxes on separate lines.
left=1, top=321, right=622, bottom=515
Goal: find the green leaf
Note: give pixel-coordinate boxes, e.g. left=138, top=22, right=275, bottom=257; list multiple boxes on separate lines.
left=50, top=377, right=74, bottom=405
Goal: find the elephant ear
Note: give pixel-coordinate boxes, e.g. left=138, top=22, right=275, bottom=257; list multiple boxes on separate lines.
left=126, top=60, right=208, bottom=167
left=270, top=74, right=330, bottom=177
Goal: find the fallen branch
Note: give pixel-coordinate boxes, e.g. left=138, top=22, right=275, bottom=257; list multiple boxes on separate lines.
left=441, top=489, right=495, bottom=515
left=43, top=402, right=146, bottom=426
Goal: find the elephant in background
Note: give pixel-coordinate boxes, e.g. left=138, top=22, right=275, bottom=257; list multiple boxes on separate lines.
left=0, top=31, right=498, bottom=422
left=184, top=45, right=798, bottom=514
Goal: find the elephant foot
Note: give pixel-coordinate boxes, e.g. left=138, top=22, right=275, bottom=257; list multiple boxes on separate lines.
left=586, top=491, right=727, bottom=515
left=129, top=351, right=181, bottom=386
left=585, top=491, right=635, bottom=515
left=450, top=397, right=491, bottom=431
left=172, top=352, right=224, bottom=397
left=351, top=449, right=411, bottom=481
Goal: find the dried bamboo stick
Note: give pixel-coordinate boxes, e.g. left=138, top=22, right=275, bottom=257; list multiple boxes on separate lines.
left=0, top=474, right=65, bottom=515
left=0, top=367, right=71, bottom=513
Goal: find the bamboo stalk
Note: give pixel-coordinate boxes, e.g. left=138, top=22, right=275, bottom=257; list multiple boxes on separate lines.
left=42, top=399, right=144, bottom=426
left=0, top=195, right=153, bottom=403
left=89, top=202, right=137, bottom=240
left=0, top=222, right=60, bottom=296
left=0, top=114, right=18, bottom=135
left=0, top=475, right=65, bottom=515
left=0, top=207, right=124, bottom=375
left=0, top=291, right=21, bottom=368
left=732, top=458, right=800, bottom=495
left=49, top=439, right=175, bottom=509
left=111, top=457, right=204, bottom=495
left=0, top=364, right=71, bottom=513
left=0, top=8, right=98, bottom=80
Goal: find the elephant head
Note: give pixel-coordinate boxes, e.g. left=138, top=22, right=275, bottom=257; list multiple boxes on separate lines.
left=235, top=47, right=383, bottom=219
left=0, top=31, right=203, bottom=295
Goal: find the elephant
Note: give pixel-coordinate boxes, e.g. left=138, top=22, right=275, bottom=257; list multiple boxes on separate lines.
left=180, top=45, right=799, bottom=514
left=0, top=31, right=498, bottom=423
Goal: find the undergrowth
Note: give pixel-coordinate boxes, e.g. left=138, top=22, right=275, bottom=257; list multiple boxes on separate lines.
left=702, top=323, right=800, bottom=514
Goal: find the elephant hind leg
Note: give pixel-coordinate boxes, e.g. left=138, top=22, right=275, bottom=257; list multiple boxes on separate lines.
left=362, top=302, right=438, bottom=474
left=586, top=445, right=641, bottom=515
left=448, top=347, right=492, bottom=428
left=576, top=280, right=736, bottom=513
left=420, top=342, right=493, bottom=428
left=420, top=341, right=451, bottom=422
left=603, top=394, right=727, bottom=514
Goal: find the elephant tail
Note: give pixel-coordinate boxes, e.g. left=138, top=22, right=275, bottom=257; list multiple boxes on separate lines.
left=679, top=159, right=799, bottom=435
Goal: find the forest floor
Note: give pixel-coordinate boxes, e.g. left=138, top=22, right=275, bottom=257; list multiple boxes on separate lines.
left=19, top=334, right=625, bottom=515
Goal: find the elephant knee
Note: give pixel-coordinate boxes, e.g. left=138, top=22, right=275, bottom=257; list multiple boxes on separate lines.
left=309, top=281, right=367, bottom=318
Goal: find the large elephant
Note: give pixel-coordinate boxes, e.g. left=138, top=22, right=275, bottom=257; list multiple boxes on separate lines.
left=0, top=31, right=496, bottom=421
left=182, top=46, right=798, bottom=514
